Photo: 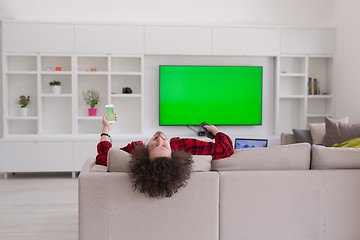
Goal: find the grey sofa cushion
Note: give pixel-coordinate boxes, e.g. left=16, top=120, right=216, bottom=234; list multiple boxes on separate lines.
left=211, top=143, right=311, bottom=171
left=107, top=148, right=212, bottom=172
left=293, top=129, right=313, bottom=144
left=323, top=117, right=360, bottom=147
left=311, top=144, right=360, bottom=169
left=309, top=117, right=349, bottom=144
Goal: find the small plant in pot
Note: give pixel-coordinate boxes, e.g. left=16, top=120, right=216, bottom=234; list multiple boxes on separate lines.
left=49, top=80, right=61, bottom=94
left=17, top=95, right=30, bottom=117
left=82, top=89, right=100, bottom=116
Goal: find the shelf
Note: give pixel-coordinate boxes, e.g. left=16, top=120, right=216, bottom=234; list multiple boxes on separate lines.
left=307, top=95, right=332, bottom=99
left=78, top=116, right=102, bottom=120
left=77, top=71, right=108, bottom=75
left=307, top=113, right=332, bottom=118
left=111, top=94, right=141, bottom=98
left=279, top=73, right=306, bottom=77
left=7, top=116, right=39, bottom=120
left=6, top=71, right=37, bottom=75
left=111, top=72, right=142, bottom=76
left=40, top=71, right=72, bottom=75
left=279, top=95, right=305, bottom=99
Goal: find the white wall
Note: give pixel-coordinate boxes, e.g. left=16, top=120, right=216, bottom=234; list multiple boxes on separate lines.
left=0, top=0, right=333, bottom=26
left=144, top=56, right=275, bottom=140
left=333, top=0, right=360, bottom=122
left=0, top=0, right=336, bottom=139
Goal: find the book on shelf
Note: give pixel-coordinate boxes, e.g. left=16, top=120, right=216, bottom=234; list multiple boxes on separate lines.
left=308, top=77, right=320, bottom=95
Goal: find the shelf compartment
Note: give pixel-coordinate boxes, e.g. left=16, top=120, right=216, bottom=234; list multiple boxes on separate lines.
left=40, top=56, right=72, bottom=72
left=278, top=98, right=306, bottom=133
left=78, top=56, right=108, bottom=72
left=42, top=97, right=72, bottom=134
left=6, top=55, right=37, bottom=72
left=78, top=75, right=108, bottom=117
left=110, top=97, right=141, bottom=134
left=7, top=74, right=38, bottom=117
left=308, top=57, right=333, bottom=96
left=8, top=119, right=38, bottom=135
left=111, top=75, right=141, bottom=95
left=111, top=57, right=141, bottom=72
left=279, top=76, right=306, bottom=96
left=78, top=119, right=102, bottom=134
left=279, top=56, right=306, bottom=74
left=307, top=97, right=333, bottom=118
left=41, top=74, right=72, bottom=94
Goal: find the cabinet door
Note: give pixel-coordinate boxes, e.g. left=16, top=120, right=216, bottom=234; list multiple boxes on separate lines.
left=212, top=27, right=279, bottom=56
left=2, top=22, right=74, bottom=53
left=145, top=26, right=212, bottom=55
left=0, top=141, right=73, bottom=172
left=73, top=141, right=98, bottom=171
left=280, top=28, right=334, bottom=55
left=75, top=24, right=144, bottom=54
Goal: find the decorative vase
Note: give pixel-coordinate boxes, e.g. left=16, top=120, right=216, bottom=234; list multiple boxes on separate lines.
left=51, top=85, right=61, bottom=94
left=19, top=107, right=29, bottom=117
left=88, top=108, right=97, bottom=116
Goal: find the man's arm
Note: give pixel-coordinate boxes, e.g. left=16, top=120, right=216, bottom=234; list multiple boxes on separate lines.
left=170, top=130, right=234, bottom=160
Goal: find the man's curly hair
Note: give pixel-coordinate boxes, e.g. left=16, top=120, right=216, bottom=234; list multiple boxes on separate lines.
left=129, top=144, right=193, bottom=198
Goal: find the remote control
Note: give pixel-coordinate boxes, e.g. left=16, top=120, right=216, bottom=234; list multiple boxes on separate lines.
left=200, top=122, right=215, bottom=139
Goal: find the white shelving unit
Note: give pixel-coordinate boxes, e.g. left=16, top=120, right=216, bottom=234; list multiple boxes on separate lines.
left=1, top=21, right=334, bottom=177
left=2, top=53, right=144, bottom=137
left=275, top=55, right=334, bottom=134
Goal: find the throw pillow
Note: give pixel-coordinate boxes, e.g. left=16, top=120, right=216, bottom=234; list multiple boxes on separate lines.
left=292, top=129, right=313, bottom=144
left=322, top=117, right=360, bottom=147
left=308, top=117, right=349, bottom=144
left=211, top=143, right=311, bottom=171
left=107, top=148, right=212, bottom=172
left=311, top=144, right=360, bottom=169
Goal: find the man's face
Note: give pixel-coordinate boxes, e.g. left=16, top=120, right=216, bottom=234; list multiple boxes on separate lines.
left=147, top=131, right=172, bottom=161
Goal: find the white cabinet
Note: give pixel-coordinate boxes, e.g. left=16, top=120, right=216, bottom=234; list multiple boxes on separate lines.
left=212, top=27, right=279, bottom=56
left=145, top=26, right=212, bottom=55
left=73, top=141, right=98, bottom=171
left=275, top=56, right=334, bottom=134
left=280, top=28, right=334, bottom=55
left=2, top=22, right=74, bottom=53
left=0, top=141, right=73, bottom=172
left=75, top=24, right=144, bottom=54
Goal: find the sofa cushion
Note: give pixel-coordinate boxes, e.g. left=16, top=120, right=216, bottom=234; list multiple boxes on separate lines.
left=311, top=144, right=360, bottom=169
left=292, top=129, right=313, bottom=144
left=107, top=148, right=212, bottom=172
left=308, top=117, right=349, bottom=144
left=211, top=143, right=311, bottom=171
left=323, top=117, right=360, bottom=147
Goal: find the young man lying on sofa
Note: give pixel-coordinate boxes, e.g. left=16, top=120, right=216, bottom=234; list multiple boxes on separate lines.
left=95, top=114, right=234, bottom=198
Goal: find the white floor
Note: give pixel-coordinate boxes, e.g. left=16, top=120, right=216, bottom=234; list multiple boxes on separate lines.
left=0, top=173, right=78, bottom=240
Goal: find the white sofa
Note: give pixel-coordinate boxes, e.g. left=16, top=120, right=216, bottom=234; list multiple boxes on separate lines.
left=79, top=141, right=360, bottom=240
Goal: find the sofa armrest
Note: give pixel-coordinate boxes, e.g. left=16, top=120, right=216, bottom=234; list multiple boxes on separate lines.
left=81, top=157, right=107, bottom=173
left=281, top=132, right=296, bottom=145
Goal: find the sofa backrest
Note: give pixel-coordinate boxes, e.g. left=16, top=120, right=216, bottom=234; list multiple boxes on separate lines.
left=211, top=142, right=311, bottom=171
left=79, top=164, right=220, bottom=240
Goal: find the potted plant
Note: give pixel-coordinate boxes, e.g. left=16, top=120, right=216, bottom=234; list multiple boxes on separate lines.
left=82, top=89, right=100, bottom=116
left=17, top=95, right=30, bottom=117
left=49, top=80, right=61, bottom=94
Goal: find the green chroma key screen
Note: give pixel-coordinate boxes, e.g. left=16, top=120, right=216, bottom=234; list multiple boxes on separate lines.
left=159, top=65, right=263, bottom=125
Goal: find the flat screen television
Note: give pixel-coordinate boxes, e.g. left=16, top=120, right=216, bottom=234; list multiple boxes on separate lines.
left=159, top=65, right=263, bottom=126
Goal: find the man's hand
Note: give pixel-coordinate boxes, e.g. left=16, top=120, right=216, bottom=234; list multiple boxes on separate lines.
left=204, top=125, right=220, bottom=137
left=102, top=114, right=112, bottom=133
